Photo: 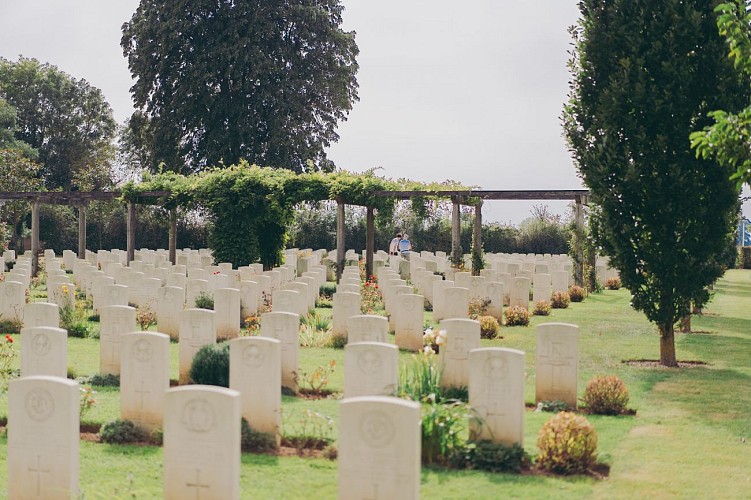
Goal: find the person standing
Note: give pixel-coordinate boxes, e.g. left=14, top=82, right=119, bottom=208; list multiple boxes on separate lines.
left=389, top=232, right=402, bottom=256
left=398, top=233, right=412, bottom=259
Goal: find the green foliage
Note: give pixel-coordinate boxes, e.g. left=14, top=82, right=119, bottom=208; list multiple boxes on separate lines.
left=0, top=57, right=116, bottom=190
left=328, top=333, right=347, bottom=349
left=122, top=0, right=359, bottom=173
left=504, top=306, right=530, bottom=326
left=60, top=295, right=91, bottom=338
left=468, top=298, right=490, bottom=319
left=582, top=375, right=630, bottom=415
left=241, top=418, right=277, bottom=453
left=421, top=396, right=471, bottom=466
left=536, top=412, right=598, bottom=474
left=189, top=343, right=230, bottom=387
left=0, top=148, right=44, bottom=252
left=298, top=360, right=336, bottom=395
left=538, top=400, right=571, bottom=413
left=398, top=352, right=442, bottom=402
left=551, top=291, right=571, bottom=309
left=478, top=315, right=500, bottom=339
left=318, top=283, right=337, bottom=300
left=568, top=286, right=585, bottom=303
left=99, top=419, right=149, bottom=444
left=194, top=291, right=214, bottom=310
left=605, top=277, right=622, bottom=290
left=532, top=301, right=552, bottom=316
left=740, top=247, right=751, bottom=269
left=565, top=0, right=749, bottom=366
left=86, top=373, right=120, bottom=387
left=449, top=441, right=530, bottom=473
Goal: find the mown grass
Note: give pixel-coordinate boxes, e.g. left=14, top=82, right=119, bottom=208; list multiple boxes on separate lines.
left=0, top=270, right=749, bottom=498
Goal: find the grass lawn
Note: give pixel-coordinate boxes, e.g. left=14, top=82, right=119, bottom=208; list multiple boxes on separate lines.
left=0, top=270, right=750, bottom=498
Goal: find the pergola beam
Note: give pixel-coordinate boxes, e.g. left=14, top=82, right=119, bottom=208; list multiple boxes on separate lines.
left=374, top=189, right=589, bottom=201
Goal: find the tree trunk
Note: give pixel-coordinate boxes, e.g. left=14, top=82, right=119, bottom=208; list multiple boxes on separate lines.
left=658, top=323, right=678, bottom=367
left=679, top=314, right=691, bottom=333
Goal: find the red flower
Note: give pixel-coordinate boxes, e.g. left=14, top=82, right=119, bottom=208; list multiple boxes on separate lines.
left=5, top=335, right=13, bottom=343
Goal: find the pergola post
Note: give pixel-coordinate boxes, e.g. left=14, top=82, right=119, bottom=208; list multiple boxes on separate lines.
left=127, top=201, right=136, bottom=265
left=450, top=196, right=462, bottom=267
left=472, top=199, right=483, bottom=275
left=77, top=203, right=87, bottom=259
left=574, top=195, right=585, bottom=287
left=169, top=207, right=177, bottom=265
left=336, top=199, right=345, bottom=283
left=31, top=199, right=40, bottom=276
left=365, top=206, right=375, bottom=279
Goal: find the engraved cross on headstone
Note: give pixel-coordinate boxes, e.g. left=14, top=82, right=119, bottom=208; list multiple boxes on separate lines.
left=136, top=380, right=150, bottom=410
left=186, top=468, right=210, bottom=499
left=29, top=454, right=50, bottom=496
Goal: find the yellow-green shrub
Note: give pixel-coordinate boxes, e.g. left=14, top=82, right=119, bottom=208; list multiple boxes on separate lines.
left=551, top=291, right=570, bottom=309
left=478, top=315, right=500, bottom=339
left=568, top=286, right=586, bottom=302
left=604, top=277, right=622, bottom=290
left=536, top=411, right=597, bottom=474
left=582, top=375, right=630, bottom=415
left=532, top=301, right=552, bottom=316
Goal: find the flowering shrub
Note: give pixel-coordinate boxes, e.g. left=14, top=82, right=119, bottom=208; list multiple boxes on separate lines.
left=605, top=277, right=622, bottom=290
left=421, top=394, right=471, bottom=465
left=478, top=316, right=500, bottom=339
left=423, top=328, right=447, bottom=353
left=136, top=305, right=157, bottom=330
left=360, top=278, right=384, bottom=314
left=533, top=301, right=552, bottom=316
left=537, top=411, right=598, bottom=474
left=80, top=386, right=97, bottom=418
left=243, top=315, right=261, bottom=335
left=0, top=334, right=17, bottom=390
left=551, top=291, right=570, bottom=309
left=195, top=291, right=214, bottom=310
left=582, top=375, right=630, bottom=415
left=398, top=350, right=442, bottom=402
left=569, top=286, right=586, bottom=302
left=468, top=298, right=491, bottom=319
left=299, top=360, right=336, bottom=395
left=504, top=306, right=530, bottom=326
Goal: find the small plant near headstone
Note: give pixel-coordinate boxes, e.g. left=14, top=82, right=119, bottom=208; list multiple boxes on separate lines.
left=299, top=324, right=331, bottom=348
left=0, top=334, right=18, bottom=391
left=327, top=332, right=347, bottom=349
left=136, top=304, right=157, bottom=330
left=532, top=301, right=552, bottom=316
left=298, top=360, right=336, bottom=396
left=194, top=291, right=214, bottom=310
left=468, top=298, right=491, bottom=319
left=504, top=306, right=530, bottom=326
left=478, top=315, right=500, bottom=339
left=281, top=408, right=334, bottom=455
left=536, top=411, right=598, bottom=474
left=398, top=350, right=442, bottom=402
left=360, top=278, right=384, bottom=314
left=581, top=375, right=630, bottom=415
left=301, top=311, right=331, bottom=332
left=319, top=283, right=336, bottom=301
left=79, top=386, right=97, bottom=418
left=551, top=291, right=570, bottom=309
left=99, top=419, right=149, bottom=444
left=60, top=291, right=91, bottom=338
left=189, top=343, right=230, bottom=387
left=449, top=440, right=531, bottom=473
left=85, top=373, right=120, bottom=387
left=241, top=417, right=277, bottom=453
left=535, top=400, right=571, bottom=413
left=0, top=316, right=23, bottom=334
left=568, top=286, right=586, bottom=302
left=423, top=327, right=446, bottom=354
left=421, top=394, right=471, bottom=465
left=242, top=314, right=261, bottom=335
left=605, top=277, right=622, bottom=290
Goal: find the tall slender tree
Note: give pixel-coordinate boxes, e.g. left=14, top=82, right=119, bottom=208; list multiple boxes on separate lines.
left=121, top=0, right=359, bottom=173
left=564, top=0, right=750, bottom=366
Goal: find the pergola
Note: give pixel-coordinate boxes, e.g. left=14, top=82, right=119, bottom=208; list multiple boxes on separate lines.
left=1, top=188, right=591, bottom=282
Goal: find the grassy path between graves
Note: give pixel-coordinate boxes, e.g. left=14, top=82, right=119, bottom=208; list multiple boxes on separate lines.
left=0, top=271, right=749, bottom=497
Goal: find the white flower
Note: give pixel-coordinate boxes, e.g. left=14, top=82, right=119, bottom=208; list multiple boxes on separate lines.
left=435, top=329, right=448, bottom=346
left=423, top=346, right=435, bottom=355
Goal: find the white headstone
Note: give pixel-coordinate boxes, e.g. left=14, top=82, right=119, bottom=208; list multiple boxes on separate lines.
left=332, top=292, right=361, bottom=339
left=157, top=286, right=184, bottom=340
left=23, top=302, right=59, bottom=328
left=395, top=294, right=424, bottom=351
left=344, top=342, right=398, bottom=398
left=260, top=311, right=300, bottom=392
left=536, top=323, right=579, bottom=408
left=20, top=326, right=68, bottom=378
left=347, top=315, right=388, bottom=343
left=120, top=332, right=170, bottom=431
left=509, top=277, right=531, bottom=310
left=99, top=305, right=137, bottom=376
left=215, top=288, right=241, bottom=340
left=178, top=308, right=216, bottom=384
left=438, top=318, right=481, bottom=389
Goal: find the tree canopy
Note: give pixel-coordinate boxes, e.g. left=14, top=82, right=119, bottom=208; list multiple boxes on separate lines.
left=0, top=57, right=117, bottom=191
left=121, top=0, right=359, bottom=174
left=564, top=0, right=749, bottom=366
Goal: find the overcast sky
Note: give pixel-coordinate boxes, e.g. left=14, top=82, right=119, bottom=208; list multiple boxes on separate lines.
left=0, top=1, right=589, bottom=224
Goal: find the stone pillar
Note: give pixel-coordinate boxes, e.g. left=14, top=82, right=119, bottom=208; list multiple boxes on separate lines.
left=77, top=203, right=87, bottom=259
left=451, top=197, right=462, bottom=267
left=472, top=199, right=483, bottom=275
left=336, top=199, right=345, bottom=283
left=169, top=207, right=177, bottom=265
left=365, top=206, right=375, bottom=280
left=31, top=199, right=40, bottom=276
left=127, top=201, right=136, bottom=265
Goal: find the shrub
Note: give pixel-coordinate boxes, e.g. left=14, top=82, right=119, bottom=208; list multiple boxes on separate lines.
left=398, top=351, right=442, bottom=402
left=189, top=343, right=229, bottom=387
left=328, top=332, right=347, bottom=349
left=195, top=291, right=214, bottom=310
left=741, top=246, right=751, bottom=269
left=87, top=373, right=120, bottom=387
left=99, top=419, right=149, bottom=444
left=468, top=298, right=491, bottom=319
left=79, top=386, right=96, bottom=418
left=318, top=283, right=336, bottom=300
left=604, top=277, right=622, bottom=290
left=298, top=360, right=336, bottom=395
left=582, top=375, right=630, bottom=415
left=449, top=441, right=530, bottom=473
left=568, top=286, right=586, bottom=302
left=136, top=305, right=157, bottom=330
left=551, top=291, right=570, bottom=309
left=241, top=417, right=277, bottom=452
left=532, top=301, right=552, bottom=316
left=421, top=396, right=471, bottom=465
left=504, top=306, right=530, bottom=326
left=60, top=297, right=91, bottom=338
left=478, top=315, right=500, bottom=339
left=536, top=411, right=598, bottom=474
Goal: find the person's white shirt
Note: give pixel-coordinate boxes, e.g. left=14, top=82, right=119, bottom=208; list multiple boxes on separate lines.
left=389, top=237, right=400, bottom=255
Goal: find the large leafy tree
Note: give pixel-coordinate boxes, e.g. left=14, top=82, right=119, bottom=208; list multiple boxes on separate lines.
left=564, top=0, right=749, bottom=366
left=121, top=0, right=359, bottom=174
left=0, top=57, right=117, bottom=191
